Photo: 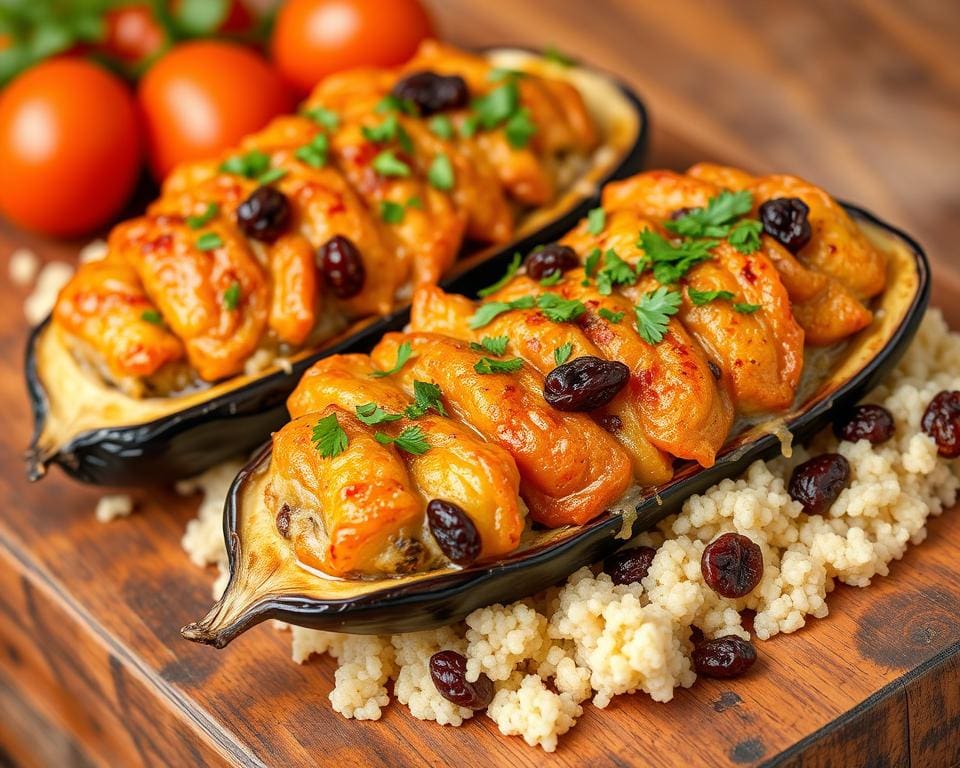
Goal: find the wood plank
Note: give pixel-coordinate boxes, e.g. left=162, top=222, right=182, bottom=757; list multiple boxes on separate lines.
left=2, top=0, right=960, bottom=765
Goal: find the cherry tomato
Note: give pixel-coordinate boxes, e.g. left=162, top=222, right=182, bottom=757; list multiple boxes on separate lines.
left=102, top=4, right=167, bottom=66
left=270, top=0, right=434, bottom=94
left=0, top=58, right=142, bottom=236
left=139, top=41, right=292, bottom=180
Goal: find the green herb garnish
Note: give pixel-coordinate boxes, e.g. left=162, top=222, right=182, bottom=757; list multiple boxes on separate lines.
left=468, top=295, right=536, bottom=329
left=404, top=380, right=446, bottom=419
left=371, top=341, right=414, bottom=377
left=380, top=200, right=406, bottom=224
left=586, top=207, right=606, bottom=236
left=582, top=247, right=602, bottom=285
left=687, top=288, right=735, bottom=306
left=474, top=356, right=524, bottom=374
left=185, top=202, right=219, bottom=230
left=141, top=309, right=164, bottom=325
left=376, top=425, right=430, bottom=454
left=598, top=307, right=625, bottom=323
left=543, top=44, right=575, bottom=67
left=372, top=149, right=411, bottom=177
left=554, top=342, right=573, bottom=366
left=312, top=413, right=349, bottom=458
left=477, top=252, right=521, bottom=298
left=634, top=286, right=681, bottom=344
left=219, top=149, right=270, bottom=179
left=733, top=302, right=762, bottom=314
left=504, top=108, right=536, bottom=149
left=362, top=114, right=413, bottom=153
left=469, top=335, right=510, bottom=356
left=295, top=133, right=329, bottom=168
left=376, top=94, right=417, bottom=115
left=637, top=230, right=716, bottom=284
left=355, top=403, right=403, bottom=426
left=727, top=219, right=763, bottom=254
left=223, top=281, right=241, bottom=310
left=595, top=249, right=637, bottom=295
left=539, top=270, right=564, bottom=287
left=428, top=153, right=455, bottom=190
left=302, top=106, right=340, bottom=131
left=537, top=293, right=586, bottom=323
left=195, top=232, right=223, bottom=251
left=472, top=81, right=519, bottom=129
left=257, top=167, right=288, bottom=185
left=429, top=115, right=455, bottom=140
left=664, top=190, right=754, bottom=238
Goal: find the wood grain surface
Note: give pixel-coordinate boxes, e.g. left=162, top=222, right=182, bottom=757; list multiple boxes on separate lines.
left=2, top=1, right=960, bottom=766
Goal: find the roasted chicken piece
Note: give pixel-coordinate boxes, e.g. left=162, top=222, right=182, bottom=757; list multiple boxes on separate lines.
left=371, top=332, right=632, bottom=527
left=286, top=354, right=525, bottom=562
left=53, top=257, right=184, bottom=380
left=268, top=407, right=424, bottom=576
left=409, top=285, right=674, bottom=485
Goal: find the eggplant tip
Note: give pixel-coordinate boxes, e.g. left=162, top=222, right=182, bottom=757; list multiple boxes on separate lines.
left=180, top=620, right=233, bottom=649
left=24, top=448, right=48, bottom=482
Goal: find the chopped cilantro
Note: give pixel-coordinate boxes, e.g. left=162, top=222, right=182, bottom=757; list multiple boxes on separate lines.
left=219, top=149, right=270, bottom=179
left=223, top=281, right=241, bottom=310
left=468, top=295, right=536, bottom=329
left=257, top=167, right=288, bottom=185
left=477, top=252, right=521, bottom=297
left=505, top=108, right=537, bottom=149
left=404, top=380, right=446, bottom=419
left=141, top=309, right=164, bottom=325
left=375, top=425, right=430, bottom=454
left=598, top=307, right=624, bottom=323
left=634, top=286, right=681, bottom=344
left=595, top=249, right=638, bottom=295
left=195, top=232, right=223, bottom=251
left=185, top=202, right=219, bottom=230
left=295, top=133, right=329, bottom=168
left=637, top=230, right=716, bottom=284
left=301, top=106, right=340, bottom=131
left=469, top=335, right=510, bottom=356
left=687, top=288, right=735, bottom=306
left=539, top=270, right=564, bottom=287
left=428, top=153, right=455, bottom=190
left=376, top=94, right=417, bottom=115
left=582, top=247, right=602, bottom=284
left=429, top=114, right=454, bottom=140
left=727, top=219, right=763, bottom=254
left=664, top=190, right=754, bottom=238
left=473, top=81, right=520, bottom=130
left=380, top=200, right=406, bottom=224
left=537, top=293, right=586, bottom=323
left=312, top=413, right=348, bottom=458
left=554, top=342, right=573, bottom=365
left=371, top=341, right=414, bottom=377
left=733, top=302, right=762, bottom=314
left=362, top=114, right=413, bottom=154
left=543, top=44, right=575, bottom=67
left=586, top=207, right=606, bottom=236
left=474, top=356, right=524, bottom=374
left=355, top=403, right=403, bottom=426
left=372, top=149, right=411, bottom=177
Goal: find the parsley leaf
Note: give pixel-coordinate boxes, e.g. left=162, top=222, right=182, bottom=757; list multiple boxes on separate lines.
left=376, top=425, right=430, bottom=454
left=257, top=167, right=287, bottom=185
left=637, top=230, right=716, bottom=284
left=474, top=356, right=524, bottom=374
left=380, top=200, right=406, bottom=224
left=196, top=232, right=223, bottom=251
left=459, top=114, right=479, bottom=138
left=727, top=219, right=763, bottom=254
left=595, top=249, right=638, bottom=295
left=186, top=202, right=219, bottom=230
left=468, top=296, right=536, bottom=329
left=537, top=293, right=586, bottom=323
left=428, top=153, right=455, bottom=190
left=301, top=106, right=340, bottom=131
left=362, top=114, right=413, bottom=153
left=355, top=403, right=403, bottom=426
left=371, top=341, right=414, bottom=377
left=477, top=252, right=521, bottom=297
left=582, top=247, right=602, bottom=283
left=404, top=380, right=446, bottom=419
left=664, top=190, right=754, bottom=238
left=598, top=307, right=625, bottom=323
left=634, top=287, right=681, bottom=344
left=312, top=413, right=349, bottom=458
left=543, top=44, right=575, bottom=67
left=733, top=302, right=762, bottom=314
left=505, top=108, right=537, bottom=149
left=586, top=207, right=606, bottom=236
left=429, top=114, right=454, bottom=140
left=554, top=342, right=573, bottom=365
left=539, top=270, right=564, bottom=287
left=376, top=94, right=416, bottom=115
left=295, top=133, right=329, bottom=168
left=141, top=309, right=164, bottom=325
left=219, top=149, right=270, bottom=179
left=372, top=149, right=411, bottom=177
left=687, top=288, right=735, bottom=306
left=473, top=81, right=519, bottom=129
left=469, top=335, right=509, bottom=356
left=223, top=281, right=241, bottom=310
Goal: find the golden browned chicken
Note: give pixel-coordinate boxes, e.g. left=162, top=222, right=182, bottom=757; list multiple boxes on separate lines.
left=50, top=41, right=598, bottom=393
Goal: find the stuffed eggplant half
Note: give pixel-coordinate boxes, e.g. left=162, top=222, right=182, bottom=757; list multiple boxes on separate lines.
left=183, top=165, right=929, bottom=644
left=26, top=42, right=647, bottom=485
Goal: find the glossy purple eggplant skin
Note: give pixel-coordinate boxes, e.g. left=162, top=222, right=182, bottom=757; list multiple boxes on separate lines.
left=24, top=60, right=650, bottom=486
left=181, top=204, right=930, bottom=645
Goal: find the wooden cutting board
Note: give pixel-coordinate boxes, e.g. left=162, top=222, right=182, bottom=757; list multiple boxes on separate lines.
left=2, top=1, right=959, bottom=766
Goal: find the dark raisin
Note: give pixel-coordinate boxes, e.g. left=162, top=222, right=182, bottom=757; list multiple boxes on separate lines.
left=788, top=453, right=851, bottom=515
left=544, top=355, right=630, bottom=411
left=834, top=404, right=895, bottom=444
left=429, top=650, right=493, bottom=710
left=604, top=546, right=657, bottom=585
left=391, top=71, right=469, bottom=116
left=276, top=504, right=291, bottom=538
left=318, top=235, right=365, bottom=299
left=236, top=186, right=291, bottom=243
left=598, top=414, right=623, bottom=433
left=759, top=197, right=812, bottom=253
left=921, top=390, right=960, bottom=458
left=707, top=360, right=722, bottom=381
left=525, top=243, right=579, bottom=281
left=692, top=636, right=757, bottom=678
left=701, top=532, right=763, bottom=598
left=427, top=499, right=482, bottom=566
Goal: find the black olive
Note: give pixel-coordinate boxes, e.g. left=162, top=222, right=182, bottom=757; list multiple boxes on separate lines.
left=391, top=71, right=469, bottom=116
left=544, top=356, right=630, bottom=411
left=236, top=186, right=291, bottom=243
left=759, top=198, right=812, bottom=253
left=317, top=235, right=365, bottom=299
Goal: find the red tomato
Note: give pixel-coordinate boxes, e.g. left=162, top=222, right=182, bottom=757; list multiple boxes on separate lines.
left=102, top=4, right=167, bottom=65
left=139, top=41, right=292, bottom=180
left=0, top=58, right=142, bottom=236
left=270, top=0, right=434, bottom=94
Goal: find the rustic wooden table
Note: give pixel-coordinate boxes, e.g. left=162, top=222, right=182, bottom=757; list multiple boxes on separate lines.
left=1, top=1, right=959, bottom=766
